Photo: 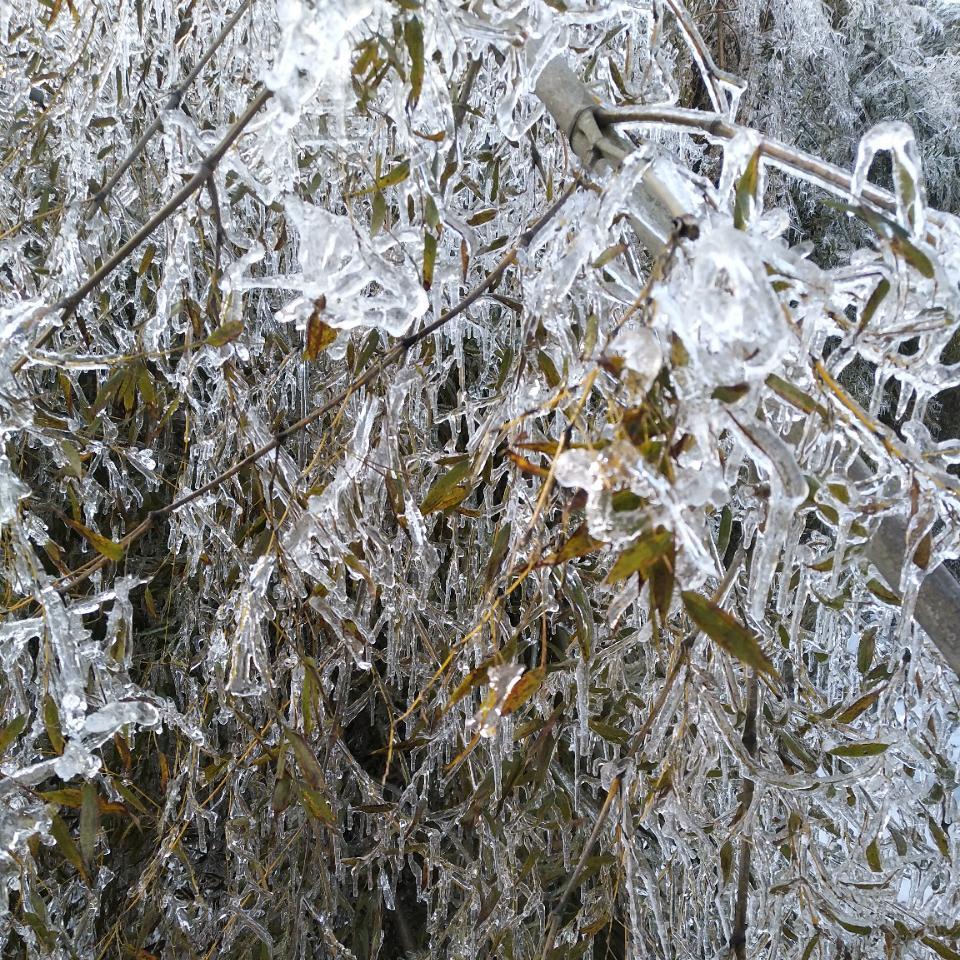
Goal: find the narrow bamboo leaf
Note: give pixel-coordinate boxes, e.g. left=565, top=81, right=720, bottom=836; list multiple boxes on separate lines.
left=922, top=937, right=960, bottom=960
left=43, top=694, right=65, bottom=755
left=421, top=461, right=471, bottom=514
left=206, top=320, right=244, bottom=347
left=448, top=665, right=489, bottom=710
left=63, top=517, right=124, bottom=561
left=891, top=235, right=935, bottom=279
left=733, top=148, right=761, bottom=230
left=50, top=812, right=87, bottom=880
left=484, top=522, right=512, bottom=588
left=606, top=529, right=672, bottom=584
left=716, top=505, right=732, bottom=556
left=404, top=16, right=424, bottom=108
left=286, top=729, right=325, bottom=792
left=859, top=277, right=890, bottom=330
left=542, top=523, right=604, bottom=566
left=866, top=578, right=901, bottom=605
left=588, top=719, right=629, bottom=746
left=681, top=591, right=779, bottom=677
left=765, top=373, right=828, bottom=418
left=828, top=742, right=889, bottom=758
left=301, top=786, right=336, bottom=826
left=80, top=781, right=99, bottom=869
left=857, top=627, right=877, bottom=675
left=835, top=688, right=883, bottom=725
left=0, top=714, right=26, bottom=757
left=501, top=667, right=545, bottom=716
left=712, top=383, right=750, bottom=403
left=422, top=230, right=436, bottom=290
left=137, top=243, right=156, bottom=276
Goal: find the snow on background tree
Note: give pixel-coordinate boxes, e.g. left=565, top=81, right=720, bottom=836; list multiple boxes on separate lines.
left=1, top=0, right=959, bottom=958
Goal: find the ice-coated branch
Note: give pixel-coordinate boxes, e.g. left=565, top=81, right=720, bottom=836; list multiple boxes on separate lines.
left=593, top=105, right=948, bottom=232
left=13, top=86, right=272, bottom=374
left=533, top=59, right=960, bottom=677
left=87, top=0, right=257, bottom=211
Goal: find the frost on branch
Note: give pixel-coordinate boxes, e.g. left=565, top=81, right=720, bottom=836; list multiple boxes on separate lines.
left=1, top=0, right=959, bottom=958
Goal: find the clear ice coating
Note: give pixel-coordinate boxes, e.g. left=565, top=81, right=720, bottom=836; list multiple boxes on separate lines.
left=1, top=0, right=960, bottom=957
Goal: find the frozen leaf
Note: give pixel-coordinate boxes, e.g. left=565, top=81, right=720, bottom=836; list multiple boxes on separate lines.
left=682, top=591, right=778, bottom=677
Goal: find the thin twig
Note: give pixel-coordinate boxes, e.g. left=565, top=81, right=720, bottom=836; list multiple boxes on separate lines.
left=13, top=87, right=272, bottom=374
left=730, top=671, right=759, bottom=959
left=592, top=105, right=947, bottom=230
left=88, top=0, right=257, bottom=210
left=13, top=181, right=580, bottom=604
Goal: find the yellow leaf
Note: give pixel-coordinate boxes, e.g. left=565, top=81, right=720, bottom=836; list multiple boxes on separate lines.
left=63, top=517, right=125, bottom=562
left=502, top=667, right=545, bottom=716
left=303, top=297, right=337, bottom=360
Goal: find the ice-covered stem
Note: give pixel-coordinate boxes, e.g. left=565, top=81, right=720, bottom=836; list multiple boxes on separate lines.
left=730, top=671, right=759, bottom=959
left=533, top=62, right=960, bottom=677
left=87, top=0, right=256, bottom=211
left=12, top=87, right=272, bottom=374
left=661, top=0, right=744, bottom=114
left=593, top=105, right=948, bottom=233
left=17, top=183, right=580, bottom=602
left=534, top=58, right=679, bottom=251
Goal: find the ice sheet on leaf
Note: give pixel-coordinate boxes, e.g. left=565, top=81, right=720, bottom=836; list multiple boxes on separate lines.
left=272, top=200, right=428, bottom=337
left=654, top=224, right=790, bottom=389
left=852, top=121, right=927, bottom=239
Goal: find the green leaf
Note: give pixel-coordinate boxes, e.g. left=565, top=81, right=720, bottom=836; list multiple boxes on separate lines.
left=43, top=694, right=65, bottom=755
left=588, top=719, right=629, bottom=746
left=50, top=812, right=86, bottom=880
left=606, top=529, right=672, bottom=584
left=0, top=714, right=26, bottom=757
left=404, top=16, right=424, bottom=108
left=866, top=578, right=901, bottom=606
left=765, top=373, right=828, bottom=418
left=891, top=234, right=935, bottom=279
left=857, top=627, right=877, bottom=675
left=63, top=517, right=125, bottom=562
left=922, top=936, right=960, bottom=960
left=206, top=320, right=244, bottom=347
left=733, top=148, right=761, bottom=230
left=865, top=837, right=882, bottom=873
left=716, top=505, right=732, bottom=557
left=80, top=781, right=100, bottom=870
left=422, top=230, right=436, bottom=290
left=286, top=728, right=325, bottom=792
left=711, top=383, right=750, bottom=403
left=421, top=460, right=471, bottom=515
left=301, top=786, right=337, bottom=826
left=828, top=742, right=889, bottom=758
left=859, top=277, right=890, bottom=330
left=835, top=688, right=882, bottom=725
left=681, top=591, right=779, bottom=678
